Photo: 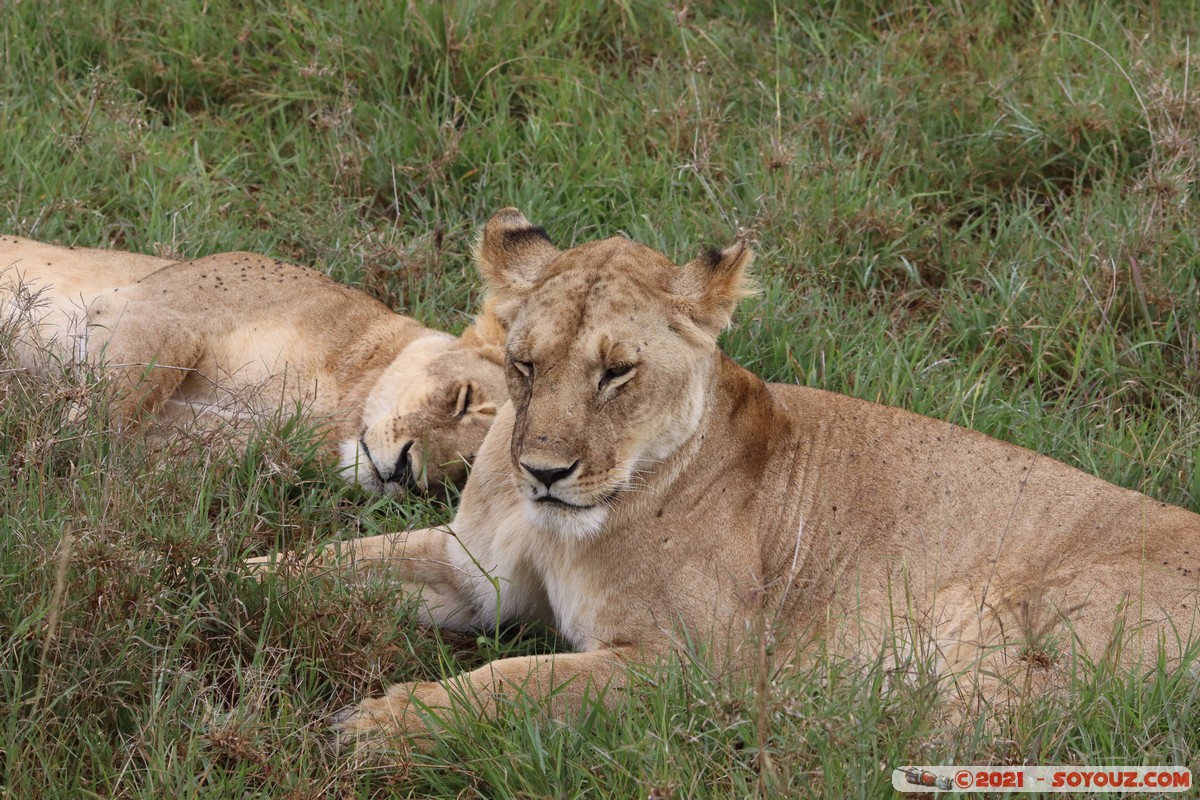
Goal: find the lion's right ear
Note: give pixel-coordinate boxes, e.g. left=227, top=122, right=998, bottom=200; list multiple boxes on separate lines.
left=672, top=240, right=756, bottom=338
left=473, top=208, right=558, bottom=323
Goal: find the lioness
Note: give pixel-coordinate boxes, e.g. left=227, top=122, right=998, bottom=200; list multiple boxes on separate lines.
left=0, top=235, right=508, bottom=492
left=258, top=209, right=1200, bottom=745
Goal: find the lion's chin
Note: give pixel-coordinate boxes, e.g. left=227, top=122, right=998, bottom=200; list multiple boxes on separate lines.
left=523, top=498, right=609, bottom=541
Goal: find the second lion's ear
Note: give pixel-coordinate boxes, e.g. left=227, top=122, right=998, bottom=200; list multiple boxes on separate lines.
left=458, top=297, right=508, bottom=366
left=473, top=208, right=558, bottom=323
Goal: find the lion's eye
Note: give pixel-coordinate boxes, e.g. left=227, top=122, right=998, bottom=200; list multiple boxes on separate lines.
left=454, top=384, right=473, bottom=418
left=600, top=363, right=635, bottom=389
left=512, top=360, right=533, bottom=379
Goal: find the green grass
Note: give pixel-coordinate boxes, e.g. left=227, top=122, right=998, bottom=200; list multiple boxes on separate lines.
left=2, top=0, right=1199, bottom=796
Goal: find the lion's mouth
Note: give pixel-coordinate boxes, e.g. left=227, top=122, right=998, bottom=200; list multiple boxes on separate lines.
left=534, top=488, right=621, bottom=511
left=536, top=495, right=595, bottom=510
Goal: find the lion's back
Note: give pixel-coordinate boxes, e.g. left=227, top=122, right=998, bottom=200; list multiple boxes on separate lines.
left=125, top=252, right=389, bottom=333
left=1, top=235, right=173, bottom=367
left=762, top=381, right=1200, bottom=666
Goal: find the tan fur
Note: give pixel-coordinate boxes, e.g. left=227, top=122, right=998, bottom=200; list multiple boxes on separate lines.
left=0, top=235, right=174, bottom=368
left=254, top=209, right=1200, bottom=750
left=0, top=236, right=508, bottom=492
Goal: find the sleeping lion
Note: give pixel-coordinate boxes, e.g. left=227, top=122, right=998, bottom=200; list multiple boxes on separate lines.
left=0, top=235, right=507, bottom=492
left=254, top=209, right=1200, bottom=748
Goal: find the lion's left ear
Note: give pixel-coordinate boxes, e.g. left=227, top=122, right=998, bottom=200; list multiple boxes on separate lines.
left=673, top=241, right=756, bottom=336
left=473, top=208, right=559, bottom=325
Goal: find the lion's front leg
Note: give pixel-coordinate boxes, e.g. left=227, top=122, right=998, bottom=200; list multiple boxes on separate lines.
left=332, top=647, right=639, bottom=752
left=246, top=526, right=452, bottom=577
left=247, top=526, right=483, bottom=629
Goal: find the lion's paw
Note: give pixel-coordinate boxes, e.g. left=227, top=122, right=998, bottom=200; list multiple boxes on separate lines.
left=329, top=683, right=447, bottom=755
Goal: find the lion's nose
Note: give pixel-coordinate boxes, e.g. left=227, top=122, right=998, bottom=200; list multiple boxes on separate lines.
left=522, top=460, right=579, bottom=490
left=374, top=440, right=413, bottom=484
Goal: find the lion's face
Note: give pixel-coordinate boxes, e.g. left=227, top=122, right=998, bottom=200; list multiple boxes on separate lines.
left=475, top=208, right=753, bottom=539
left=339, top=335, right=506, bottom=493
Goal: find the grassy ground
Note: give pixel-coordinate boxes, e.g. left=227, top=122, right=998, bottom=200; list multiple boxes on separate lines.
left=2, top=0, right=1198, bottom=796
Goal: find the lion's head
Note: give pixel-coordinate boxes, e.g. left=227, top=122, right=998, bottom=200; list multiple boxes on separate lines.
left=339, top=322, right=507, bottom=494
left=474, top=208, right=753, bottom=538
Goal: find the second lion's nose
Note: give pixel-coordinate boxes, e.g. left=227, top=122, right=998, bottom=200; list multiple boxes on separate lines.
left=377, top=440, right=413, bottom=484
